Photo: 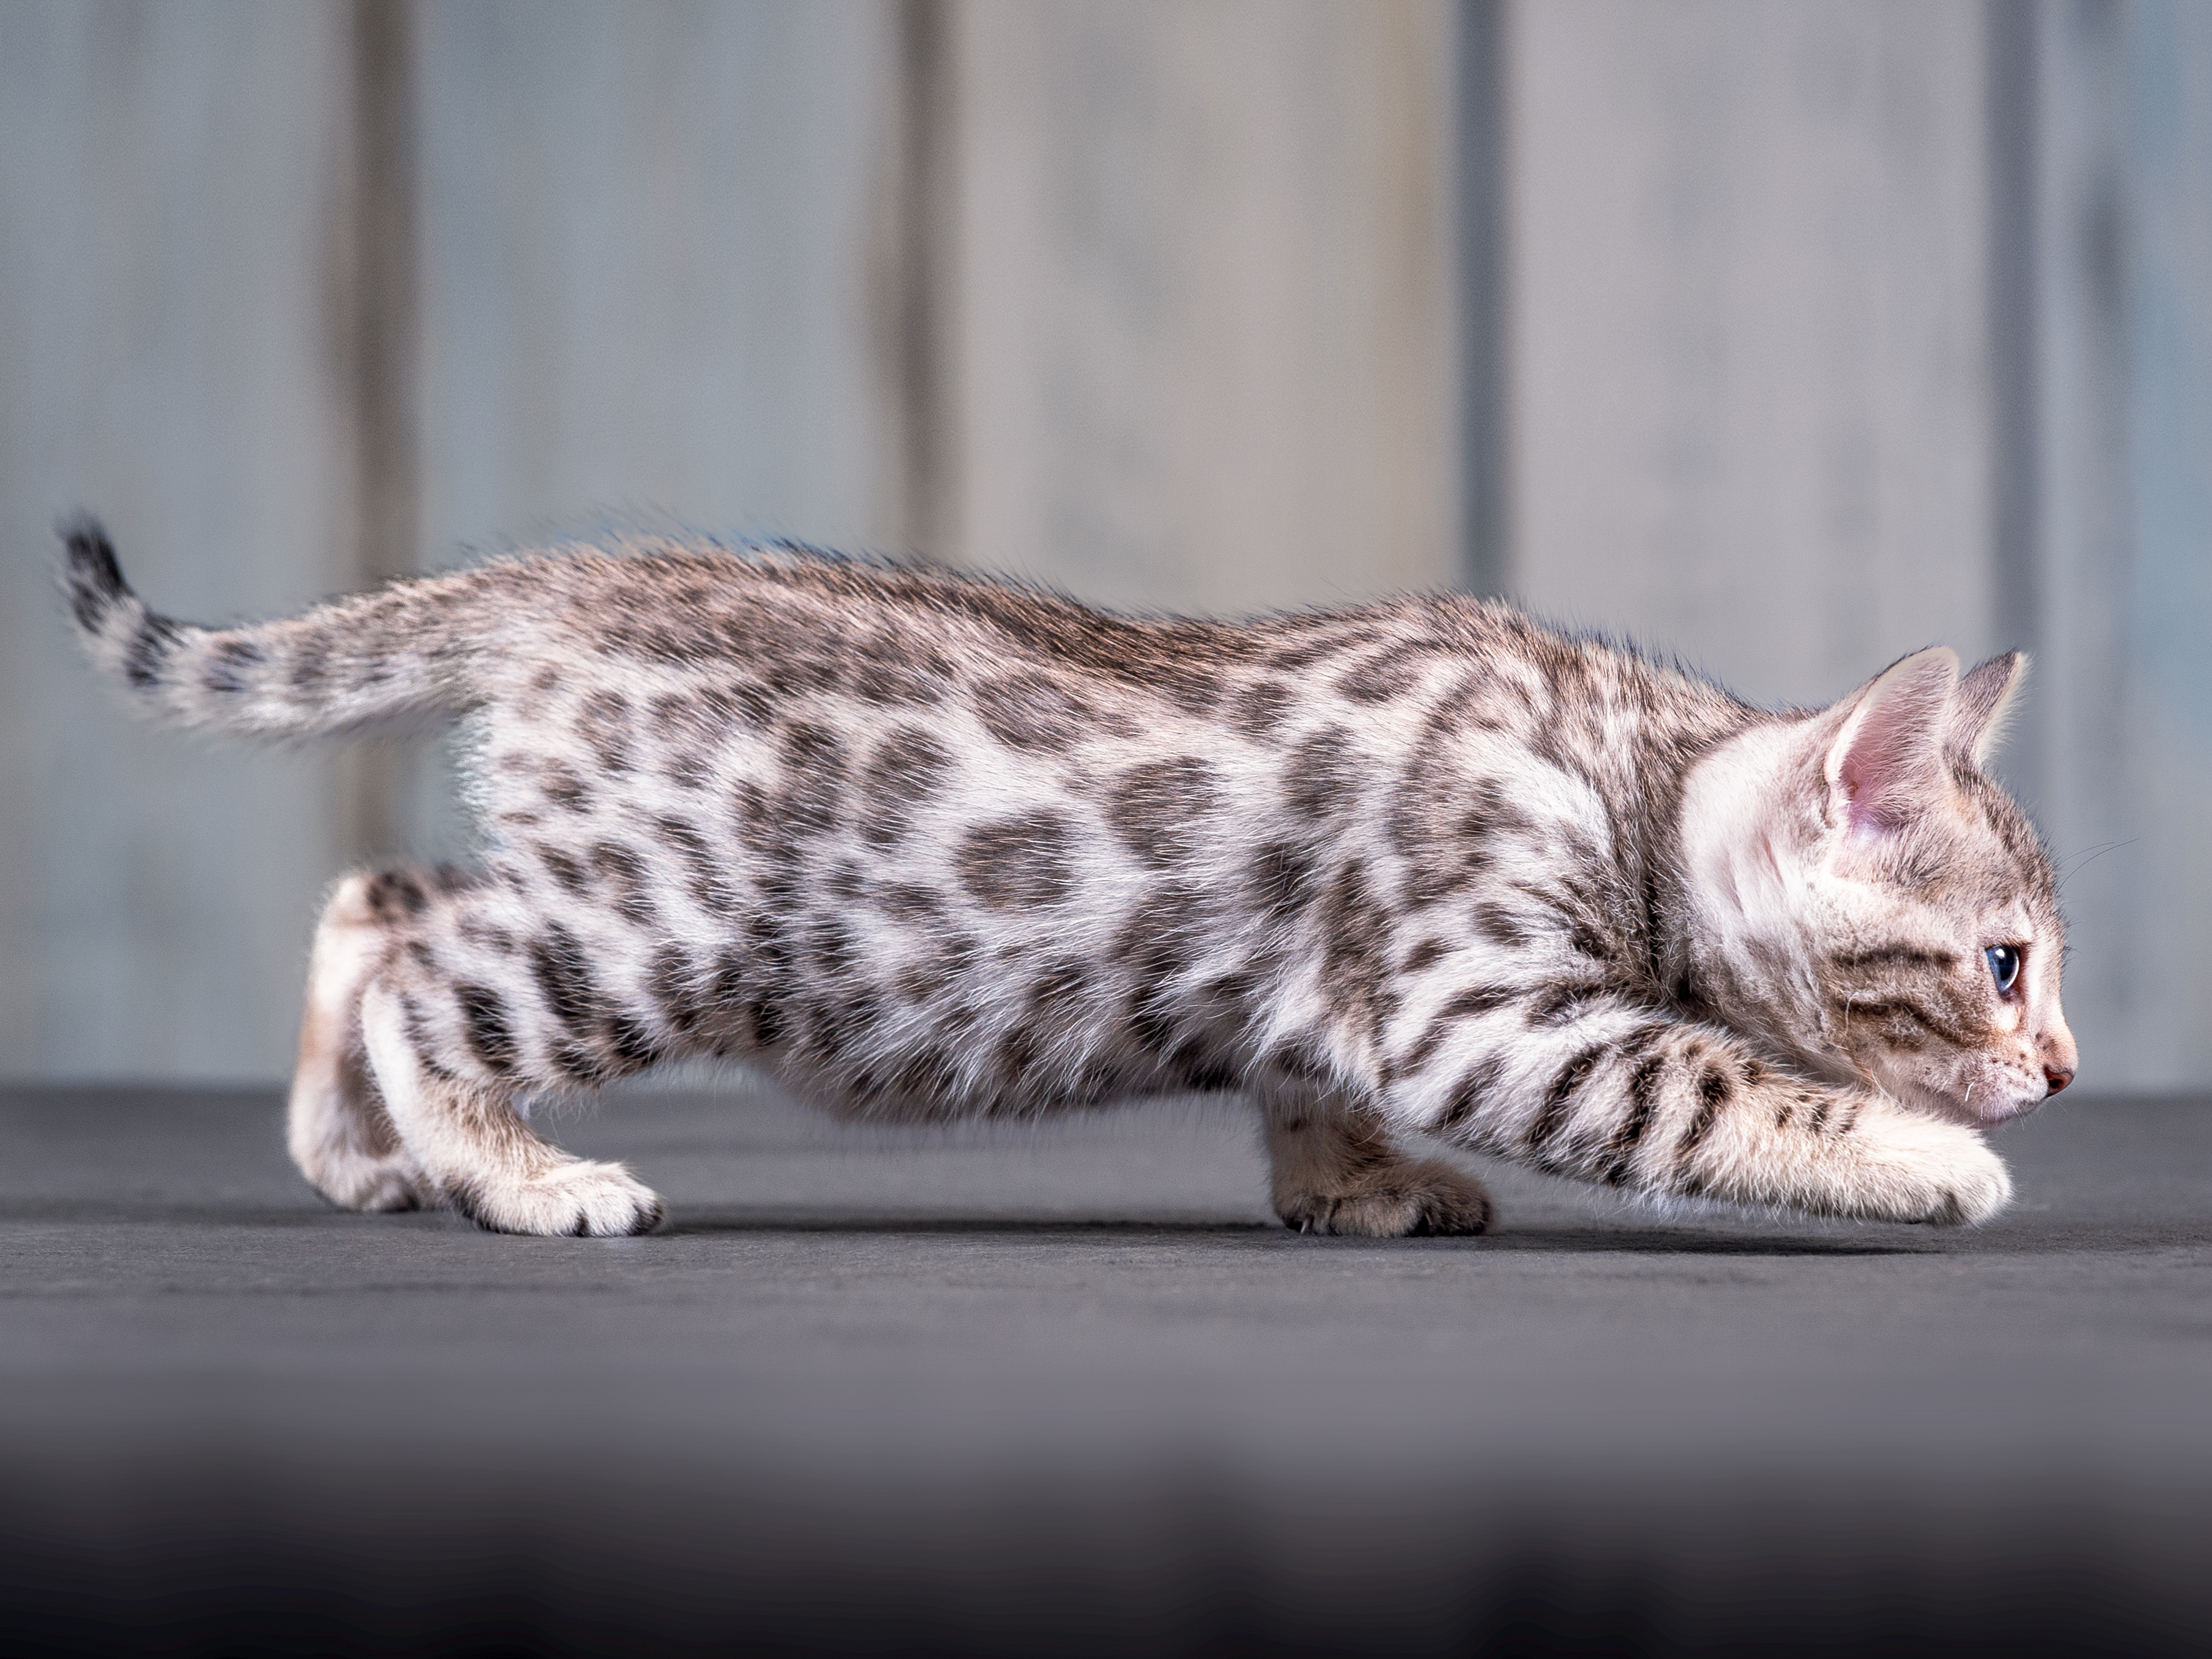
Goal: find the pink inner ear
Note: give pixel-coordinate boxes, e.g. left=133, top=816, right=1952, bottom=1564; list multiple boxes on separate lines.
left=1840, top=729, right=1925, bottom=837
left=1831, top=654, right=1957, bottom=839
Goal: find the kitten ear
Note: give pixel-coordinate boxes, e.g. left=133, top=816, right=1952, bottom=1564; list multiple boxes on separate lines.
left=1948, top=650, right=2026, bottom=769
left=1823, top=647, right=1960, bottom=839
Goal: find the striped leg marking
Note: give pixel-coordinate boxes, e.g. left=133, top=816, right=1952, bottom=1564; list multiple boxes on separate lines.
left=1402, top=991, right=2009, bottom=1226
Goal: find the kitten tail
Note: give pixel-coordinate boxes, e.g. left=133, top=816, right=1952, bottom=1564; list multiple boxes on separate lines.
left=59, top=516, right=474, bottom=742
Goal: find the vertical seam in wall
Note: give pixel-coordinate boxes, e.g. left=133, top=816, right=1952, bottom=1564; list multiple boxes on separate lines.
left=1988, top=0, right=2040, bottom=665
left=898, top=0, right=959, bottom=564
left=1459, top=0, right=1508, bottom=597
left=346, top=0, right=421, bottom=862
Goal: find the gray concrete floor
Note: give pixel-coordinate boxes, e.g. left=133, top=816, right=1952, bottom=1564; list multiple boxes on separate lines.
left=3, top=1080, right=2210, bottom=1654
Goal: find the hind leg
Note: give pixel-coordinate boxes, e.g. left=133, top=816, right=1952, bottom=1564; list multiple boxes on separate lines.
left=289, top=873, right=432, bottom=1211
left=331, top=863, right=671, bottom=1236
left=358, top=981, right=662, bottom=1236
left=1261, top=1089, right=1494, bottom=1237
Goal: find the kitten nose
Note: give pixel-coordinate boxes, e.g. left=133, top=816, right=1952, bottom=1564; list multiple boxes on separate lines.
left=2043, top=1067, right=2073, bottom=1096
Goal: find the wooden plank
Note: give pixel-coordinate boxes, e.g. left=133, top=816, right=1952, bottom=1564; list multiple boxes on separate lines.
left=0, top=2, right=362, bottom=1080
left=943, top=0, right=1460, bottom=613
left=1509, top=0, right=1997, bottom=707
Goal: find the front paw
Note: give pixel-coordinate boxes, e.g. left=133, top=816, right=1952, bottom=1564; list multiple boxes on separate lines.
left=1277, top=1158, right=1495, bottom=1238
left=1831, top=1107, right=2013, bottom=1226
left=1906, top=1133, right=2012, bottom=1225
left=447, top=1159, right=665, bottom=1237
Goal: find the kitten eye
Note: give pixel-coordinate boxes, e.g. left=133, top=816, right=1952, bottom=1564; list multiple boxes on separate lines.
left=1985, top=944, right=2022, bottom=996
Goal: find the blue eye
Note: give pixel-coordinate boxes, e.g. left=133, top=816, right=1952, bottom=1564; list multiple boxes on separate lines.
left=1986, top=945, right=2021, bottom=995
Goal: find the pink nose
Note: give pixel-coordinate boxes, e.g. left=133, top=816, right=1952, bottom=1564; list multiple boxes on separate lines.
left=2044, top=1067, right=2073, bottom=1096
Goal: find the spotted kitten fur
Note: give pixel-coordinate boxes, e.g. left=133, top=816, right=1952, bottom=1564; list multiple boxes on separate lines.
left=64, top=519, right=2077, bottom=1238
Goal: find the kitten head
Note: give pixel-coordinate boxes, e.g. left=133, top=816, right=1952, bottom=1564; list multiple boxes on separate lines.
left=1684, top=647, right=2077, bottom=1124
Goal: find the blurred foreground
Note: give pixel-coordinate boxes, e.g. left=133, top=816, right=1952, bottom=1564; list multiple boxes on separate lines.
left=3, top=1078, right=2209, bottom=1653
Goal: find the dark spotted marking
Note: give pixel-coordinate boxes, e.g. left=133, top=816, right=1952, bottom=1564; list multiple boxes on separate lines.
left=994, top=1023, right=1039, bottom=1087
left=648, top=946, right=702, bottom=1033
left=124, top=616, right=183, bottom=690
left=529, top=923, right=600, bottom=1036
left=647, top=692, right=708, bottom=743
left=455, top=984, right=518, bottom=1075
left=1028, top=959, right=1090, bottom=1015
left=895, top=961, right=949, bottom=1004
left=1267, top=1033, right=1331, bottom=1084
left=1389, top=983, right=1519, bottom=1085
left=1232, top=678, right=1294, bottom=735
left=289, top=631, right=331, bottom=692
left=608, top=1013, right=661, bottom=1069
left=366, top=870, right=429, bottom=918
left=808, top=915, right=857, bottom=975
left=542, top=763, right=592, bottom=813
left=537, top=845, right=589, bottom=897
left=1285, top=726, right=1356, bottom=820
left=849, top=646, right=946, bottom=706
left=653, top=814, right=735, bottom=911
left=1401, top=937, right=1451, bottom=976
left=1106, top=756, right=1216, bottom=869
left=1318, top=859, right=1393, bottom=1044
left=457, top=918, right=516, bottom=956
left=1266, top=627, right=1381, bottom=674
left=1674, top=1066, right=1733, bottom=1171
left=1336, top=650, right=1422, bottom=704
left=1827, top=994, right=1978, bottom=1049
left=730, top=780, right=777, bottom=855
left=1828, top=946, right=1961, bottom=972
left=861, top=728, right=952, bottom=847
left=1527, top=1045, right=1606, bottom=1155
left=577, top=690, right=633, bottom=772
left=1603, top=1051, right=1669, bottom=1185
left=957, top=811, right=1074, bottom=908
left=1438, top=1053, right=1508, bottom=1135
left=1525, top=979, right=1615, bottom=1027
left=892, top=1046, right=961, bottom=1103
left=778, top=721, right=848, bottom=838
left=445, top=1177, right=494, bottom=1229
left=1249, top=840, right=1319, bottom=922
left=63, top=518, right=127, bottom=628
left=876, top=883, right=945, bottom=922
left=201, top=638, right=264, bottom=695
left=590, top=842, right=654, bottom=925
left=1472, top=903, right=1532, bottom=950
left=974, top=671, right=1091, bottom=752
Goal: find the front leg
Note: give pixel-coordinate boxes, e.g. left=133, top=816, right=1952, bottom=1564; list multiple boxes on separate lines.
left=1260, top=1088, right=1494, bottom=1237
left=1380, top=986, right=2010, bottom=1224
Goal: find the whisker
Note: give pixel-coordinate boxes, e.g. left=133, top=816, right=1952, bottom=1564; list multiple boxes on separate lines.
left=2054, top=839, right=2138, bottom=892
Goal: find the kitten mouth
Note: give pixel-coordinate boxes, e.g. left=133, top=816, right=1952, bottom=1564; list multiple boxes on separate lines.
left=1965, top=1095, right=2041, bottom=1126
left=1896, top=1079, right=2036, bottom=1128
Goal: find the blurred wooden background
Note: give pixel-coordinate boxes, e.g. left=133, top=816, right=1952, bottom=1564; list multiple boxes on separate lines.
left=2, top=1, right=2206, bottom=1086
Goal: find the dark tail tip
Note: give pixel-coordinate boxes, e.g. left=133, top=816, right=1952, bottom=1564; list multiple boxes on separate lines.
left=60, top=513, right=130, bottom=632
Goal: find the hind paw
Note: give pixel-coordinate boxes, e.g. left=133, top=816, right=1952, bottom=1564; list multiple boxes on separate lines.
left=446, top=1160, right=665, bottom=1237
left=1277, top=1158, right=1495, bottom=1238
left=305, top=1151, right=435, bottom=1214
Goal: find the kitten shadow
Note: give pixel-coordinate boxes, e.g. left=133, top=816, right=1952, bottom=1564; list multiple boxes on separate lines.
left=1468, top=1225, right=1940, bottom=1257
left=659, top=1214, right=1275, bottom=1239
left=657, top=1212, right=1935, bottom=1255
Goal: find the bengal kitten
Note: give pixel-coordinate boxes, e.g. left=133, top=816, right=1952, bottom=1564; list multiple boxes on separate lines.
left=63, top=520, right=2076, bottom=1237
